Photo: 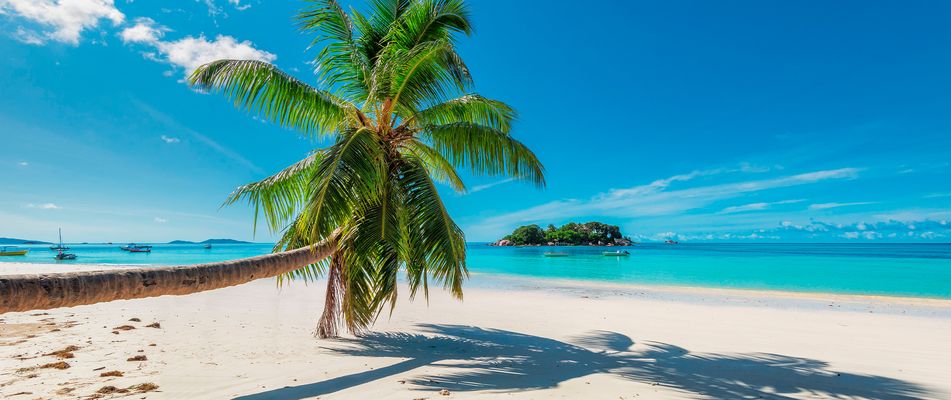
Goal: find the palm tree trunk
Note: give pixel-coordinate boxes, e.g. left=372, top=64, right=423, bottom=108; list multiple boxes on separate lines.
left=0, top=240, right=336, bottom=314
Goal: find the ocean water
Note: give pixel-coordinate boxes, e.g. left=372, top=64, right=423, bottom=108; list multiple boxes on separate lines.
left=3, top=242, right=950, bottom=299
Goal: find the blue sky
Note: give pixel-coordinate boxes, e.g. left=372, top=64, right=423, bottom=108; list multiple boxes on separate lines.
left=1, top=0, right=949, bottom=243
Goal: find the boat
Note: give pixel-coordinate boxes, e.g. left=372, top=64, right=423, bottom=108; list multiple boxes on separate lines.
left=664, top=239, right=679, bottom=245
left=121, top=243, right=153, bottom=251
left=128, top=247, right=152, bottom=253
left=543, top=252, right=569, bottom=257
left=49, top=228, right=70, bottom=251
left=53, top=229, right=77, bottom=260
left=602, top=250, right=630, bottom=256
left=203, top=244, right=212, bottom=249
left=0, top=246, right=29, bottom=256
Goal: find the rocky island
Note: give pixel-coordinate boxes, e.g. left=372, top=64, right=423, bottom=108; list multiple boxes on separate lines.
left=492, top=222, right=633, bottom=246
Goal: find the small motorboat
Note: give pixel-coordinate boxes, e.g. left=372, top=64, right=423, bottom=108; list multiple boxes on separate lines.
left=602, top=250, right=631, bottom=256
left=0, top=246, right=29, bottom=256
left=54, top=250, right=77, bottom=260
left=664, top=239, right=679, bottom=245
left=543, top=252, right=569, bottom=257
left=128, top=247, right=152, bottom=253
left=203, top=244, right=212, bottom=249
left=121, top=243, right=153, bottom=251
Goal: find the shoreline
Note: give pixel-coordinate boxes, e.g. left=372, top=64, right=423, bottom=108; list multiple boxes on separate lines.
left=470, top=271, right=951, bottom=307
left=4, top=261, right=951, bottom=308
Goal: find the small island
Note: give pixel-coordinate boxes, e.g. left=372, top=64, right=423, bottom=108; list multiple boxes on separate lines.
left=168, top=239, right=253, bottom=244
left=492, top=222, right=633, bottom=247
left=0, top=237, right=52, bottom=245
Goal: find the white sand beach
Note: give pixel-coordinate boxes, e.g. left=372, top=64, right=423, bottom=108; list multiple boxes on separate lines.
left=2, top=262, right=950, bottom=399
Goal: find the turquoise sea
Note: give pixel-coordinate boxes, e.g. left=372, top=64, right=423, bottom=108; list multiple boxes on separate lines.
left=3, top=243, right=950, bottom=299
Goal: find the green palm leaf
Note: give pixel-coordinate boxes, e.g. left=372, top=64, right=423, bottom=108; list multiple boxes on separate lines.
left=410, top=94, right=516, bottom=132
left=424, top=122, right=546, bottom=187
left=189, top=60, right=352, bottom=138
left=224, top=151, right=322, bottom=234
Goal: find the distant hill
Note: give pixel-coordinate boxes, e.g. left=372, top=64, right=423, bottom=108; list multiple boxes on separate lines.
left=0, top=237, right=52, bottom=245
left=168, top=239, right=252, bottom=244
left=201, top=239, right=252, bottom=244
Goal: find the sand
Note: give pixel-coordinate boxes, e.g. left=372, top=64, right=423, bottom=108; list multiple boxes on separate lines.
left=2, top=262, right=950, bottom=399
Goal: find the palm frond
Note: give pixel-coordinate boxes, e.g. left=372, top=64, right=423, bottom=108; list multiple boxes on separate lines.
left=189, top=60, right=352, bottom=138
left=423, top=122, right=546, bottom=187
left=410, top=94, right=516, bottom=133
left=295, top=128, right=386, bottom=242
left=396, top=156, right=467, bottom=298
left=385, top=39, right=472, bottom=117
left=390, top=0, right=472, bottom=48
left=398, top=139, right=466, bottom=192
left=298, top=0, right=370, bottom=99
left=224, top=151, right=323, bottom=234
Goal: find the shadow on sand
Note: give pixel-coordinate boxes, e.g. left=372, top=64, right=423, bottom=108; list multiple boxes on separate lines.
left=236, top=324, right=934, bottom=400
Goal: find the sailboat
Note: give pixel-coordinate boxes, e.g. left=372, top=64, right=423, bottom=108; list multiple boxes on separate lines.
left=49, top=228, right=70, bottom=251
left=53, top=228, right=77, bottom=260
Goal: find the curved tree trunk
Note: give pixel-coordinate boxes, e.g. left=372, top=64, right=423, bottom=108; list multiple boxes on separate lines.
left=0, top=240, right=336, bottom=314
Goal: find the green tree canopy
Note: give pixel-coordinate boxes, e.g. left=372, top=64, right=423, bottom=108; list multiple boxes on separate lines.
left=501, top=222, right=630, bottom=246
left=191, top=0, right=544, bottom=337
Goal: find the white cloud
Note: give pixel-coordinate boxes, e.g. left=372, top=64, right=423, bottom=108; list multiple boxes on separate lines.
left=197, top=0, right=250, bottom=17
left=162, top=35, right=275, bottom=76
left=228, top=0, right=251, bottom=11
left=154, top=217, right=168, bottom=223
left=0, top=0, right=125, bottom=45
left=119, top=17, right=166, bottom=44
left=809, top=202, right=876, bottom=210
left=27, top=202, right=60, bottom=209
left=841, top=231, right=881, bottom=240
left=17, top=161, right=28, bottom=166
left=121, top=20, right=276, bottom=78
left=13, top=26, right=46, bottom=45
left=719, top=199, right=804, bottom=214
left=468, top=167, right=861, bottom=239
left=468, top=178, right=514, bottom=194
left=160, top=134, right=181, bottom=144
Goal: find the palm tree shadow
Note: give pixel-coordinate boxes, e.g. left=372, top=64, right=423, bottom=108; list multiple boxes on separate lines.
left=235, top=324, right=936, bottom=400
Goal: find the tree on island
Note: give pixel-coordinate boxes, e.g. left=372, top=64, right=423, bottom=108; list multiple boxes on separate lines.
left=0, top=0, right=545, bottom=338
left=500, top=222, right=631, bottom=246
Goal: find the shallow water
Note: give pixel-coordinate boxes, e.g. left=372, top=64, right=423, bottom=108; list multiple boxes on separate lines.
left=3, top=242, right=950, bottom=299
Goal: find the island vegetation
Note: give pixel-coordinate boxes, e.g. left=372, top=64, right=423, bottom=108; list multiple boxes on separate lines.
left=494, top=222, right=633, bottom=246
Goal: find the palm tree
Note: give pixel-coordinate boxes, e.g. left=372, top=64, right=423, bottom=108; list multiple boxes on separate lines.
left=0, top=0, right=544, bottom=338
left=190, top=0, right=544, bottom=337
